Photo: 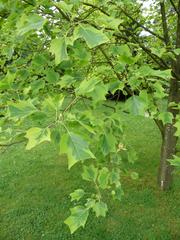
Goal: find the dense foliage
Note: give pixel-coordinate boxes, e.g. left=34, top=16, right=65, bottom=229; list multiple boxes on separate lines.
left=0, top=0, right=179, bottom=233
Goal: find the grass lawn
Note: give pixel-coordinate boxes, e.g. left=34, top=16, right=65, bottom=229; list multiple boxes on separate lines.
left=0, top=114, right=180, bottom=240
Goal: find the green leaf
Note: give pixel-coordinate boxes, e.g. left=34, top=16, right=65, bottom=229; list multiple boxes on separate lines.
left=174, top=117, right=180, bottom=137
left=158, top=112, right=173, bottom=125
left=100, top=133, right=116, bottom=156
left=51, top=128, right=61, bottom=148
left=31, top=79, right=45, bottom=94
left=8, top=100, right=37, bottom=119
left=74, top=24, right=109, bottom=48
left=77, top=121, right=95, bottom=134
left=82, top=165, right=98, bottom=182
left=0, top=71, right=15, bottom=90
left=136, top=66, right=172, bottom=80
left=50, top=37, right=69, bottom=65
left=60, top=75, right=75, bottom=88
left=55, top=2, right=73, bottom=14
left=70, top=189, right=85, bottom=202
left=60, top=132, right=95, bottom=169
left=151, top=47, right=166, bottom=58
left=173, top=48, right=180, bottom=55
left=92, top=201, right=108, bottom=217
left=32, top=54, right=48, bottom=66
left=108, top=81, right=124, bottom=93
left=116, top=44, right=135, bottom=64
left=46, top=69, right=59, bottom=83
left=42, top=95, right=64, bottom=113
left=76, top=78, right=101, bottom=95
left=85, top=198, right=96, bottom=209
left=125, top=95, right=146, bottom=116
left=73, top=43, right=91, bottom=65
left=88, top=84, right=108, bottom=103
left=17, top=14, right=46, bottom=36
left=169, top=155, right=180, bottom=168
left=25, top=127, right=51, bottom=150
left=0, top=128, right=13, bottom=145
left=64, top=206, right=89, bottom=234
left=96, top=15, right=122, bottom=30
left=109, top=169, right=120, bottom=186
left=153, top=82, right=167, bottom=99
left=98, top=167, right=109, bottom=189
left=69, top=0, right=81, bottom=5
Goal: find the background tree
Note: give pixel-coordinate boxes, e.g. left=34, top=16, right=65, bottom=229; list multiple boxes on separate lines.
left=0, top=0, right=179, bottom=233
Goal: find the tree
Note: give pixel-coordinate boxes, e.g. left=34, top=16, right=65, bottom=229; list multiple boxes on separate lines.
left=0, top=0, right=179, bottom=233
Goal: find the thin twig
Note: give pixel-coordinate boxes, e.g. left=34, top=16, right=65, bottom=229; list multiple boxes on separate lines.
left=62, top=97, right=79, bottom=114
left=120, top=8, right=165, bottom=42
left=82, top=2, right=110, bottom=16
left=169, top=0, right=179, bottom=15
left=99, top=46, right=133, bottom=95
left=0, top=140, right=26, bottom=147
left=102, top=103, right=116, bottom=112
left=153, top=119, right=164, bottom=138
left=22, top=0, right=35, bottom=6
left=54, top=5, right=71, bottom=21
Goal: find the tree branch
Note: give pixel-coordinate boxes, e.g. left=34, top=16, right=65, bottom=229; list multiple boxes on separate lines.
left=169, top=0, right=179, bottom=15
left=119, top=26, right=169, bottom=69
left=99, top=46, right=133, bottom=96
left=22, top=0, right=35, bottom=6
left=160, top=1, right=170, bottom=46
left=82, top=2, right=110, bottom=16
left=0, top=140, right=25, bottom=147
left=120, top=8, right=165, bottom=42
left=54, top=5, right=71, bottom=21
left=102, top=103, right=116, bottom=112
left=153, top=118, right=164, bottom=138
left=62, top=97, right=79, bottom=115
left=83, top=1, right=165, bottom=42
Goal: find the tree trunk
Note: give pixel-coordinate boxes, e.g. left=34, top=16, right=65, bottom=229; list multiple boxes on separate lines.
left=158, top=124, right=177, bottom=190
left=158, top=73, right=179, bottom=190
left=158, top=2, right=180, bottom=190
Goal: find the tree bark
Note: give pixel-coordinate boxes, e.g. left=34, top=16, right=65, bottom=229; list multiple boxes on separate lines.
left=158, top=69, right=180, bottom=191
left=158, top=1, right=180, bottom=191
left=158, top=123, right=177, bottom=190
left=158, top=72, right=179, bottom=190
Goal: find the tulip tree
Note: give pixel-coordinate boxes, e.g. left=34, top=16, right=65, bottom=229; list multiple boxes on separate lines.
left=0, top=0, right=179, bottom=234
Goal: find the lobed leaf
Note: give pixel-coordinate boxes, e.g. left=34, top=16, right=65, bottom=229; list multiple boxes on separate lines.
left=64, top=206, right=89, bottom=234
left=25, top=127, right=51, bottom=150
left=60, top=132, right=95, bottom=169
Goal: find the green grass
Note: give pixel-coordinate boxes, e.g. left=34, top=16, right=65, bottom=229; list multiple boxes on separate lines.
left=0, top=114, right=180, bottom=240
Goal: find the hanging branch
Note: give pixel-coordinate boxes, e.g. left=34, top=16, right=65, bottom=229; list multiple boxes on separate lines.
left=82, top=1, right=165, bottom=42
left=62, top=97, right=79, bottom=115
left=0, top=140, right=26, bottom=147
left=54, top=5, right=71, bottom=22
left=82, top=2, right=110, bottom=16
left=22, top=0, right=35, bottom=6
left=99, top=46, right=133, bottom=96
left=154, top=119, right=164, bottom=137
left=169, top=0, right=179, bottom=15
left=119, top=25, right=169, bottom=68
left=120, top=8, right=165, bottom=42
